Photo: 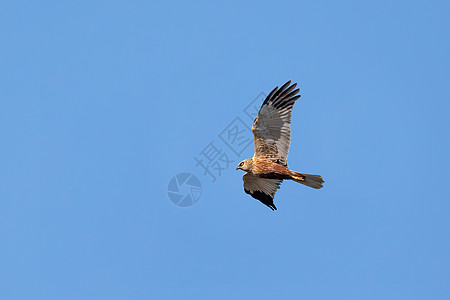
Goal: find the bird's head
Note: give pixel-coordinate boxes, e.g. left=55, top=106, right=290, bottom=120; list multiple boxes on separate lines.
left=236, top=159, right=251, bottom=172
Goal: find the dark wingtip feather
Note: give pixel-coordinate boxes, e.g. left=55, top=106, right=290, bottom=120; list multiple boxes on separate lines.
left=261, top=81, right=301, bottom=110
left=275, top=81, right=292, bottom=97
left=291, top=95, right=301, bottom=101
left=263, top=86, right=279, bottom=105
left=282, top=80, right=292, bottom=89
left=245, top=189, right=278, bottom=211
left=285, top=88, right=300, bottom=99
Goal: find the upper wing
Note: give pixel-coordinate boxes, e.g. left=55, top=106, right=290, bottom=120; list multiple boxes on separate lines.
left=252, top=81, right=300, bottom=166
left=243, top=173, right=282, bottom=211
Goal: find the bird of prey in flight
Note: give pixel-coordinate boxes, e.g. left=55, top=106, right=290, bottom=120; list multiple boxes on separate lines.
left=236, top=81, right=324, bottom=210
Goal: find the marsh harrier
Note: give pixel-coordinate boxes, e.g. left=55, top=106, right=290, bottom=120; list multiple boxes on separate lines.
left=236, top=81, right=324, bottom=210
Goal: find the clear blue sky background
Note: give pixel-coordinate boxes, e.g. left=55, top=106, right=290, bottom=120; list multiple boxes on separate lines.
left=1, top=1, right=449, bottom=299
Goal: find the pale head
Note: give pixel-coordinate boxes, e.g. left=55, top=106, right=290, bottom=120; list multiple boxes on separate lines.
left=236, top=158, right=252, bottom=172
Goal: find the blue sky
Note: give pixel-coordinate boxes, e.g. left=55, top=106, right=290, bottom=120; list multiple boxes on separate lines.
left=1, top=0, right=450, bottom=299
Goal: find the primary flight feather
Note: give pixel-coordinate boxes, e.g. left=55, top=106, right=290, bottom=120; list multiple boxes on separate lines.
left=236, top=81, right=324, bottom=210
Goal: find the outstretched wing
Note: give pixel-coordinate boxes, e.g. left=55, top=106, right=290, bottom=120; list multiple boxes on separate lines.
left=252, top=81, right=300, bottom=166
left=243, top=173, right=282, bottom=211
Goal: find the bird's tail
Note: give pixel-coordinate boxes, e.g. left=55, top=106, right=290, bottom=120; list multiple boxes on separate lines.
left=289, top=171, right=324, bottom=189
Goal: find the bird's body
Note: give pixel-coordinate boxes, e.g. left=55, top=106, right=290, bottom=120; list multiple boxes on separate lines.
left=236, top=81, right=324, bottom=210
left=239, top=157, right=292, bottom=179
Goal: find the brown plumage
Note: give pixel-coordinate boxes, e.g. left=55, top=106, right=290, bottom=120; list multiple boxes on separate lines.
left=236, top=81, right=324, bottom=211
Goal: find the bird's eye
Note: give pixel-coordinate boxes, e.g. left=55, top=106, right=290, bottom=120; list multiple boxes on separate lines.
left=239, top=162, right=244, bottom=166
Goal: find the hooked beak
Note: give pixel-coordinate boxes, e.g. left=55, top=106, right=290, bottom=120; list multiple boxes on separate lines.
left=236, top=166, right=239, bottom=170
